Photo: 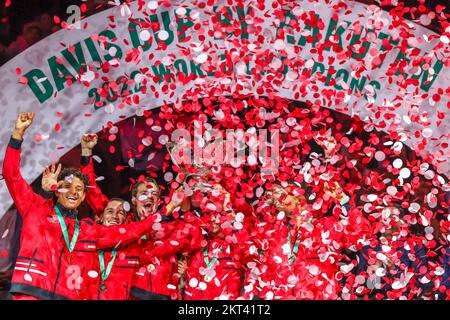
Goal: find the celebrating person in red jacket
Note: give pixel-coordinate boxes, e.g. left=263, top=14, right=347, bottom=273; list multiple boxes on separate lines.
left=78, top=133, right=202, bottom=300
left=177, top=181, right=257, bottom=300
left=2, top=112, right=159, bottom=300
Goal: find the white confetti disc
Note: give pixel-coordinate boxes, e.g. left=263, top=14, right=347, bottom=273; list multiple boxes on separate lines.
left=367, top=194, right=378, bottom=202
left=176, top=7, right=187, bottom=16
left=274, top=39, right=286, bottom=50
left=24, top=274, right=32, bottom=282
left=123, top=201, right=130, bottom=212
left=376, top=268, right=386, bottom=277
left=139, top=30, right=151, bottom=42
left=419, top=14, right=431, bottom=26
left=158, top=30, right=169, bottom=41
left=164, top=172, right=173, bottom=182
left=355, top=275, right=366, bottom=285
left=105, top=103, right=114, bottom=114
left=188, top=278, right=198, bottom=288
left=195, top=53, right=208, bottom=64
left=235, top=213, right=245, bottom=224
left=386, top=186, right=397, bottom=196
left=374, top=151, right=385, bottom=162
left=309, top=265, right=319, bottom=275
left=2, top=229, right=9, bottom=239
left=399, top=167, right=411, bottom=179
left=147, top=1, right=158, bottom=10
left=198, top=282, right=207, bottom=290
left=393, top=158, right=403, bottom=169
left=408, top=202, right=420, bottom=213
left=159, top=134, right=169, bottom=145
left=422, top=128, right=433, bottom=138
left=88, top=270, right=98, bottom=278
left=437, top=162, right=449, bottom=174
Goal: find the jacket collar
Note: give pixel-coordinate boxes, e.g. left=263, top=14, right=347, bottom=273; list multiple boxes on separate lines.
left=55, top=202, right=78, bottom=219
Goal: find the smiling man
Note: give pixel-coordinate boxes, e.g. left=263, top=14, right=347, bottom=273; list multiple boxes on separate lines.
left=2, top=112, right=159, bottom=300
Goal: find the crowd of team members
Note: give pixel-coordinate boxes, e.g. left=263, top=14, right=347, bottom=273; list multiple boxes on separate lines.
left=2, top=112, right=449, bottom=300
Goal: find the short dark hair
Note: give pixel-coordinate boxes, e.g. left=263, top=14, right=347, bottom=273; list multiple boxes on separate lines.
left=57, top=168, right=89, bottom=192
left=109, top=197, right=126, bottom=204
left=131, top=175, right=160, bottom=198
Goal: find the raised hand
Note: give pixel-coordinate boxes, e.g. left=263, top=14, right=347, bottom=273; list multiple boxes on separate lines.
left=42, top=163, right=62, bottom=192
left=324, top=181, right=348, bottom=203
left=81, top=133, right=98, bottom=156
left=12, top=112, right=35, bottom=140
left=314, top=133, right=338, bottom=158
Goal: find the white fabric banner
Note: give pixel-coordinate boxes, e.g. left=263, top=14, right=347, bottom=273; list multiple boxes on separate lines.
left=0, top=0, right=448, bottom=217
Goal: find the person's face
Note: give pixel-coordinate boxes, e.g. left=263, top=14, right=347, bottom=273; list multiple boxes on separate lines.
left=381, top=207, right=402, bottom=239
left=101, top=200, right=127, bottom=226
left=132, top=182, right=160, bottom=220
left=264, top=185, right=300, bottom=216
left=56, top=176, right=86, bottom=210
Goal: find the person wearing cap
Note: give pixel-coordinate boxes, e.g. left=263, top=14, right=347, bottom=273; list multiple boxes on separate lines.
left=2, top=112, right=160, bottom=300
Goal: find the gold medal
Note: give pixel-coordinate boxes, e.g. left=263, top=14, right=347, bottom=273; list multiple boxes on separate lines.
left=100, top=283, right=107, bottom=292
left=147, top=264, right=155, bottom=272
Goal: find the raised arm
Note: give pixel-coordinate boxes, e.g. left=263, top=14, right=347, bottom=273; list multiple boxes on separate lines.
left=139, top=217, right=204, bottom=263
left=2, top=112, right=43, bottom=218
left=79, top=133, right=109, bottom=217
left=95, top=211, right=158, bottom=249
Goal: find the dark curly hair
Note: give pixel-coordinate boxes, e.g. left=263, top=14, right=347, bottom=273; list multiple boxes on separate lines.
left=57, top=168, right=89, bottom=192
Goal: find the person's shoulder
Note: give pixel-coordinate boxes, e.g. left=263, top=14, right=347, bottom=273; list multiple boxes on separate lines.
left=79, top=217, right=95, bottom=226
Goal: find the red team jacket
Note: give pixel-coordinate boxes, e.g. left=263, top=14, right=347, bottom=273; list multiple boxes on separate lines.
left=2, top=139, right=158, bottom=300
left=80, top=157, right=203, bottom=300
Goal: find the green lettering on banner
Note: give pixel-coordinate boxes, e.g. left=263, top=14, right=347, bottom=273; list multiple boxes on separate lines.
left=62, top=42, right=87, bottom=74
left=333, top=69, right=349, bottom=90
left=98, top=30, right=122, bottom=61
left=84, top=36, right=103, bottom=64
left=24, top=69, right=54, bottom=103
left=324, top=18, right=350, bottom=52
left=412, top=60, right=444, bottom=92
left=235, top=5, right=252, bottom=40
left=174, top=59, right=188, bottom=75
left=366, top=80, right=381, bottom=101
left=150, top=11, right=174, bottom=45
left=349, top=28, right=373, bottom=60
left=350, top=76, right=367, bottom=93
left=48, top=56, right=75, bottom=91
left=189, top=60, right=204, bottom=77
left=152, top=64, right=171, bottom=82
left=129, top=18, right=152, bottom=51
left=177, top=9, right=194, bottom=42
left=213, top=5, right=252, bottom=40
left=311, top=62, right=325, bottom=75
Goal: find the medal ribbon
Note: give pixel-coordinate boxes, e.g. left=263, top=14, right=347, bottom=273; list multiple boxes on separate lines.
left=98, top=249, right=118, bottom=281
left=54, top=205, right=80, bottom=253
left=287, top=231, right=301, bottom=265
left=203, top=245, right=223, bottom=268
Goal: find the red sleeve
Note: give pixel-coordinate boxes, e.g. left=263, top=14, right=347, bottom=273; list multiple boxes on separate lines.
left=2, top=142, right=43, bottom=218
left=139, top=218, right=204, bottom=263
left=80, top=157, right=109, bottom=218
left=95, top=213, right=157, bottom=249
